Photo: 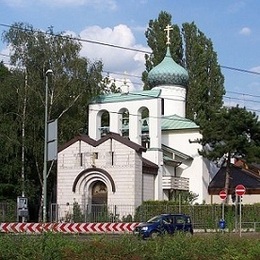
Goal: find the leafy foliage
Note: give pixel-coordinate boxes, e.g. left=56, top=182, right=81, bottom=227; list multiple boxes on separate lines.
left=0, top=22, right=114, bottom=220
left=199, top=106, right=260, bottom=163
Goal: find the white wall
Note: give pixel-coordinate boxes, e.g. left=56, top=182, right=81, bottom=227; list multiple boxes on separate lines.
left=161, top=129, right=210, bottom=204
left=57, top=138, right=144, bottom=220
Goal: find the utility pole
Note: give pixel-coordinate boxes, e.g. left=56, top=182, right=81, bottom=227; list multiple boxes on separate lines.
left=43, top=69, right=53, bottom=222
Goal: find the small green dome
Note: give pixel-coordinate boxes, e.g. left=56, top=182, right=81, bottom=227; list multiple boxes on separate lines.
left=148, top=47, right=189, bottom=88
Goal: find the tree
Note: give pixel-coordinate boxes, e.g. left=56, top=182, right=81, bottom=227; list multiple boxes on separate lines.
left=143, top=11, right=225, bottom=128
left=199, top=106, right=260, bottom=202
left=1, top=22, right=110, bottom=221
left=182, top=22, right=225, bottom=128
left=0, top=64, right=25, bottom=201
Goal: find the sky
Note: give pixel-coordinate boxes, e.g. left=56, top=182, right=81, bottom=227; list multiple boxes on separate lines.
left=0, top=0, right=260, bottom=114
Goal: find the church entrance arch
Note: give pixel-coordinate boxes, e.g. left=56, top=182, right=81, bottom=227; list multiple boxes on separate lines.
left=91, top=180, right=107, bottom=205
left=90, top=180, right=108, bottom=220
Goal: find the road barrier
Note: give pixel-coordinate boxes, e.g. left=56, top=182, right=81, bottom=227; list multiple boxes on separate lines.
left=0, top=222, right=139, bottom=234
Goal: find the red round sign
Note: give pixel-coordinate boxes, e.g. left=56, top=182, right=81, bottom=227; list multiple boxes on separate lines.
left=235, top=184, right=246, bottom=196
left=219, top=190, right=227, bottom=200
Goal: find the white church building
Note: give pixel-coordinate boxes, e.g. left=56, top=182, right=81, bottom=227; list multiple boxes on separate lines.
left=56, top=27, right=214, bottom=221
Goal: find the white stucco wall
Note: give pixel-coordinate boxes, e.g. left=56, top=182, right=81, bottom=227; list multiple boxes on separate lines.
left=154, top=85, right=186, bottom=117
left=142, top=173, right=155, bottom=201
left=88, top=97, right=161, bottom=147
left=57, top=138, right=144, bottom=220
left=161, top=129, right=210, bottom=204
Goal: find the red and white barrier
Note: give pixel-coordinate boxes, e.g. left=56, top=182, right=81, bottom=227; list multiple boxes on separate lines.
left=0, top=222, right=139, bottom=234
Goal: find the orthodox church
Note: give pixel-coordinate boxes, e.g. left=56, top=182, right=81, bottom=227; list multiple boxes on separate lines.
left=56, top=25, right=214, bottom=220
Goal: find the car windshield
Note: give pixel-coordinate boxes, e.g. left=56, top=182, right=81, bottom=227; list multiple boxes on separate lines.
left=147, top=215, right=162, bottom=223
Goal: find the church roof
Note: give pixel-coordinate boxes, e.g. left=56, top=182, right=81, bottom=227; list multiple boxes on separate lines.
left=58, top=132, right=146, bottom=154
left=147, top=47, right=189, bottom=88
left=161, top=115, right=199, bottom=130
left=90, top=89, right=161, bottom=104
left=141, top=115, right=198, bottom=132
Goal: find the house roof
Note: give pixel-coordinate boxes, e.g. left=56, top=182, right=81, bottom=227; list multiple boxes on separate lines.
left=208, top=164, right=260, bottom=195
left=58, top=132, right=146, bottom=154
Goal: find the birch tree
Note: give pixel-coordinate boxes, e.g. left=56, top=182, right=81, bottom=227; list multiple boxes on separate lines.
left=2, top=22, right=108, bottom=221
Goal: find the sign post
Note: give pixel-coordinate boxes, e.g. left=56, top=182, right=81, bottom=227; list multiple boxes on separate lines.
left=235, top=184, right=246, bottom=237
left=219, top=190, right=227, bottom=230
left=17, top=196, right=28, bottom=222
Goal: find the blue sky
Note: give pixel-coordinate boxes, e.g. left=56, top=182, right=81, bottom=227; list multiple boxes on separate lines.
left=1, top=0, right=260, bottom=113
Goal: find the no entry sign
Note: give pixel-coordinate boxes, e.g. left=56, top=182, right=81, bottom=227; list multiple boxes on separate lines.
left=235, top=184, right=246, bottom=196
left=219, top=190, right=227, bottom=200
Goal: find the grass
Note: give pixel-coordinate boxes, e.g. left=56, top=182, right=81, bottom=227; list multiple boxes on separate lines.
left=0, top=232, right=259, bottom=259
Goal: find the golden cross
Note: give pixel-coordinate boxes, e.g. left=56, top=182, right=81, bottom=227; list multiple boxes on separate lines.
left=164, top=24, right=173, bottom=45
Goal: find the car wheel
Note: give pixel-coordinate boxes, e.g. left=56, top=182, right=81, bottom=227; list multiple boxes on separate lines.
left=150, top=231, right=160, bottom=239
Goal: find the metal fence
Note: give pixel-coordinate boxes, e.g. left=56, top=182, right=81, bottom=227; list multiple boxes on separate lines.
left=49, top=203, right=260, bottom=231
left=50, top=203, right=136, bottom=223
left=2, top=201, right=260, bottom=232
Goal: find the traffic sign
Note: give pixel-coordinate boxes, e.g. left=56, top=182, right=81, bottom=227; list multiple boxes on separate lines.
left=219, top=190, right=227, bottom=200
left=235, top=184, right=246, bottom=196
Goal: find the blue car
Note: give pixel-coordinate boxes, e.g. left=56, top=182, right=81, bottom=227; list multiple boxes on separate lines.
left=133, top=213, right=193, bottom=239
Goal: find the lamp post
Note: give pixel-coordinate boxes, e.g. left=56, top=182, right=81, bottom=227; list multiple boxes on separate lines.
left=43, top=69, right=53, bottom=222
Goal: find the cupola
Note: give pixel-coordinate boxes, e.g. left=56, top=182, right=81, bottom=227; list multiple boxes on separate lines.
left=147, top=25, right=189, bottom=88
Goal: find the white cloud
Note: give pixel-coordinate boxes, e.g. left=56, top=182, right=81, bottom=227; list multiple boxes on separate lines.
left=239, top=27, right=251, bottom=36
left=1, top=23, right=148, bottom=91
left=78, top=24, right=150, bottom=90
left=250, top=66, right=260, bottom=73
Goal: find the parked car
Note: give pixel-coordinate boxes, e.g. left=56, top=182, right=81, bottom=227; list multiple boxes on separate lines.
left=133, top=213, right=193, bottom=239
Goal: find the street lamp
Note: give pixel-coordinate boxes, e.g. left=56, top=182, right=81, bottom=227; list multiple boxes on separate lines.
left=43, top=69, right=53, bottom=222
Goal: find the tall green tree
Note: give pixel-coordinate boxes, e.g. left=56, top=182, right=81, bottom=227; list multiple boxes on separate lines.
left=143, top=11, right=225, bottom=128
left=182, top=22, right=225, bottom=128
left=199, top=106, right=260, bottom=202
left=0, top=64, right=25, bottom=201
left=1, top=22, right=109, bottom=220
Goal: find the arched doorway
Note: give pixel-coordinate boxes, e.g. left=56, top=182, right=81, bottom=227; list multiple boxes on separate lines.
left=91, top=180, right=107, bottom=205
left=91, top=181, right=108, bottom=221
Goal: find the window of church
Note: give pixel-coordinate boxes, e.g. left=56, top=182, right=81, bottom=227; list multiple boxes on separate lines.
left=120, top=109, right=129, bottom=138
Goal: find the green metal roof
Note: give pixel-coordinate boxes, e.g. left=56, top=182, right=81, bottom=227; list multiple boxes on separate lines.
left=148, top=47, right=189, bottom=88
left=161, top=115, right=199, bottom=130
left=122, top=115, right=198, bottom=133
left=90, top=89, right=161, bottom=104
left=142, top=115, right=199, bottom=131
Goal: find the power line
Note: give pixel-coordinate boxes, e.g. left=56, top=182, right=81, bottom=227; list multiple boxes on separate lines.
left=221, top=65, right=260, bottom=76
left=224, top=96, right=260, bottom=104
left=1, top=54, right=260, bottom=105
left=227, top=90, right=260, bottom=99
left=0, top=23, right=148, bottom=54
left=1, top=22, right=260, bottom=77
left=1, top=23, right=260, bottom=113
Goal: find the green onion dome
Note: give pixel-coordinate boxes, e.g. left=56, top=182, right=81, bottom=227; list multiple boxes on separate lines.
left=148, top=47, right=189, bottom=88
